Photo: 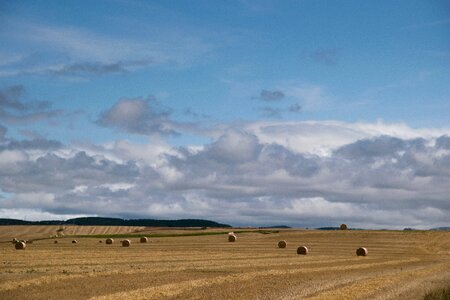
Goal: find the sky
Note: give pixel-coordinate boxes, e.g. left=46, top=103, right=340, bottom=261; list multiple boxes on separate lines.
left=0, top=0, right=449, bottom=229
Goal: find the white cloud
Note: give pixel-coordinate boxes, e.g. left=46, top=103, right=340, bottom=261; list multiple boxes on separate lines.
left=99, top=183, right=135, bottom=192
left=288, top=197, right=356, bottom=217
left=111, top=138, right=178, bottom=166
left=0, top=150, right=28, bottom=166
left=97, top=97, right=190, bottom=136
left=72, top=185, right=88, bottom=193
left=243, top=120, right=450, bottom=156
left=206, top=130, right=261, bottom=163
left=1, top=120, right=450, bottom=229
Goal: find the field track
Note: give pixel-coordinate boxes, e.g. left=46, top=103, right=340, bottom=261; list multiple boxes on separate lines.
left=1, top=227, right=449, bottom=299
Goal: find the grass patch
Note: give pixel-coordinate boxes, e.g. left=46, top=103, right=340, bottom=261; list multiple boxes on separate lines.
left=25, top=268, right=37, bottom=273
left=423, top=286, right=450, bottom=300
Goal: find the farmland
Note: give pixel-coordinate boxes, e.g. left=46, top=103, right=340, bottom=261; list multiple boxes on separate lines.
left=1, top=226, right=449, bottom=299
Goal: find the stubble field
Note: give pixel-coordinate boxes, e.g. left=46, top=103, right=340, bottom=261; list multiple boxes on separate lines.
left=1, top=226, right=449, bottom=300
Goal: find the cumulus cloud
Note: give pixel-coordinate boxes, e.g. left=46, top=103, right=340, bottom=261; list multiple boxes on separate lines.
left=0, top=150, right=28, bottom=170
left=205, top=130, right=262, bottom=164
left=1, top=121, right=450, bottom=229
left=0, top=150, right=139, bottom=194
left=243, top=120, right=450, bottom=155
left=97, top=97, right=180, bottom=136
left=165, top=131, right=449, bottom=228
left=334, top=135, right=413, bottom=159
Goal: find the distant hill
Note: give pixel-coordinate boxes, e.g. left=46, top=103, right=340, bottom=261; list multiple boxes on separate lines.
left=0, top=218, right=62, bottom=225
left=316, top=226, right=365, bottom=230
left=316, top=227, right=340, bottom=230
left=0, top=217, right=231, bottom=228
left=259, top=225, right=291, bottom=229
left=430, top=227, right=450, bottom=231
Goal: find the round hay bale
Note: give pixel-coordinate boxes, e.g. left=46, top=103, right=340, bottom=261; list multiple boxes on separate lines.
left=278, top=240, right=287, bottom=248
left=228, top=232, right=234, bottom=235
left=15, top=241, right=26, bottom=250
left=54, top=240, right=58, bottom=244
left=228, top=234, right=237, bottom=242
left=140, top=237, right=148, bottom=243
left=99, top=240, right=103, bottom=243
left=340, top=224, right=348, bottom=230
left=105, top=238, right=114, bottom=244
left=121, top=239, right=131, bottom=247
left=72, top=240, right=77, bottom=244
left=356, top=247, right=368, bottom=256
left=297, top=246, right=308, bottom=255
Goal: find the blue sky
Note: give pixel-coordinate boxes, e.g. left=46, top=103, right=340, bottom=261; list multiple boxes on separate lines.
left=0, top=0, right=449, bottom=228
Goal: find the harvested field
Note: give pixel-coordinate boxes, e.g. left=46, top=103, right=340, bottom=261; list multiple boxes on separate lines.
left=0, top=226, right=238, bottom=242
left=0, top=226, right=146, bottom=240
left=0, top=227, right=449, bottom=299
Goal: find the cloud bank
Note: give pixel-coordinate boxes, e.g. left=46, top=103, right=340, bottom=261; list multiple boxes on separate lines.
left=1, top=120, right=449, bottom=229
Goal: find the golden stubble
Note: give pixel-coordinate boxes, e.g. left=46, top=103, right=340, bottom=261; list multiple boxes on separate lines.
left=0, top=228, right=449, bottom=300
